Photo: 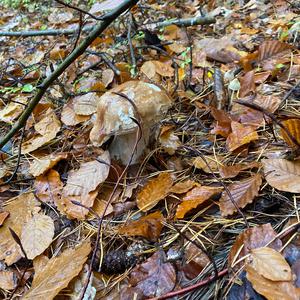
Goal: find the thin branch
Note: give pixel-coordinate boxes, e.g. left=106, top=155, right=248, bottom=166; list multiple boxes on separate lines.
left=0, top=0, right=140, bottom=152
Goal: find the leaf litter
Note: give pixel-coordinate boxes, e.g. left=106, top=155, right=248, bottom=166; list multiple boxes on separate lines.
left=1, top=0, right=300, bottom=299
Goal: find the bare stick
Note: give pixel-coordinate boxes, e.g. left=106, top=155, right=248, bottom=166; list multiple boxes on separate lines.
left=0, top=0, right=139, bottom=151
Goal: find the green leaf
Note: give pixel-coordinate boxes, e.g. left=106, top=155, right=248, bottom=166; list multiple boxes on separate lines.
left=22, top=84, right=34, bottom=93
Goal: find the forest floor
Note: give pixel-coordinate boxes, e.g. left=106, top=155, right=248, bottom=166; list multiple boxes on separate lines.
left=0, top=0, right=300, bottom=299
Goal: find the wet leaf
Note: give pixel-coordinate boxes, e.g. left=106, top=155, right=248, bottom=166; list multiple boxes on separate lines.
left=210, top=107, right=232, bottom=137
left=118, top=211, right=164, bottom=242
left=170, top=180, right=198, bottom=194
left=226, top=121, right=258, bottom=152
left=240, top=70, right=256, bottom=97
left=128, top=251, right=176, bottom=298
left=249, top=247, right=292, bottom=281
left=219, top=174, right=262, bottom=216
left=281, top=119, right=300, bottom=149
left=0, top=193, right=40, bottom=265
left=159, top=125, right=181, bottom=155
left=176, top=186, right=223, bottom=219
left=137, top=172, right=173, bottom=212
left=228, top=223, right=282, bottom=268
left=219, top=161, right=260, bottom=179
left=246, top=265, right=300, bottom=300
left=23, top=242, right=91, bottom=300
left=21, top=214, right=54, bottom=260
left=192, top=155, right=223, bottom=173
left=0, top=211, right=9, bottom=226
left=262, top=159, right=300, bottom=193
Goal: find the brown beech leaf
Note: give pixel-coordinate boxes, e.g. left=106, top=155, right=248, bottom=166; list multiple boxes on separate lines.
left=170, top=180, right=198, bottom=194
left=0, top=270, right=17, bottom=290
left=29, top=152, right=68, bottom=177
left=239, top=70, right=256, bottom=97
left=262, top=159, right=300, bottom=193
left=281, top=119, right=300, bottom=149
left=21, top=214, right=54, bottom=260
left=176, top=186, right=223, bottom=219
left=0, top=193, right=40, bottom=265
left=159, top=125, right=181, bottom=155
left=23, top=242, right=91, bottom=300
left=0, top=211, right=9, bottom=226
left=128, top=251, right=176, bottom=298
left=22, top=109, right=61, bottom=154
left=246, top=265, right=300, bottom=300
left=228, top=223, right=282, bottom=268
left=249, top=247, right=292, bottom=281
left=192, top=155, right=224, bottom=173
left=210, top=107, right=232, bottom=137
left=73, top=93, right=101, bottom=116
left=61, top=99, right=90, bottom=126
left=137, top=172, right=173, bottom=212
left=226, top=121, right=258, bottom=152
left=0, top=96, right=28, bottom=124
left=219, top=161, right=260, bottom=179
left=219, top=174, right=262, bottom=216
left=258, top=40, right=293, bottom=62
left=34, top=169, right=63, bottom=205
left=118, top=211, right=164, bottom=242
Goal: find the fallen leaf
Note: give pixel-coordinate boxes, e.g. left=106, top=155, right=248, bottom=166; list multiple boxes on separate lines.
left=159, top=125, right=181, bottom=155
left=170, top=180, right=198, bottom=194
left=0, top=96, right=28, bottom=124
left=192, top=155, right=224, bottom=173
left=152, top=60, right=174, bottom=77
left=73, top=93, right=101, bottom=116
left=89, top=0, right=123, bottom=14
left=48, top=9, right=73, bottom=24
left=0, top=211, right=9, bottom=226
left=0, top=193, right=40, bottom=265
left=262, top=159, right=300, bottom=193
left=29, top=152, right=68, bottom=177
left=102, top=69, right=114, bottom=87
left=228, top=223, right=282, bottom=268
left=226, top=121, right=258, bottom=152
left=34, top=169, right=63, bottom=205
left=0, top=270, right=17, bottom=290
left=219, top=174, right=262, bottom=216
left=210, top=107, right=232, bottom=137
left=61, top=99, right=90, bottom=126
left=128, top=251, right=176, bottom=298
left=137, top=172, right=173, bottom=211
left=21, top=109, right=61, bottom=154
left=219, top=161, right=260, bottom=179
left=176, top=186, right=223, bottom=219
left=258, top=40, right=293, bottom=62
left=281, top=119, right=300, bottom=149
left=118, top=211, right=164, bottom=242
left=239, top=70, right=256, bottom=97
left=246, top=265, right=300, bottom=300
left=249, top=247, right=292, bottom=281
left=21, top=214, right=54, bottom=260
left=23, top=242, right=91, bottom=300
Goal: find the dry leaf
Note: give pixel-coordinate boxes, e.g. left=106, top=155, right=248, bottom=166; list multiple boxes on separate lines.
left=29, top=152, right=68, bottom=177
left=246, top=265, right=300, bottom=300
left=0, top=211, right=9, bottom=226
left=176, top=186, right=223, bottom=219
left=137, top=172, right=173, bottom=211
left=228, top=223, right=282, bottom=268
left=73, top=93, right=101, bottom=116
left=249, top=247, right=292, bottom=281
left=170, top=180, right=198, bottom=194
left=0, top=96, right=28, bottom=124
left=61, top=99, right=90, bottom=126
left=262, top=159, right=300, bottom=193
left=48, top=9, right=73, bottom=24
left=21, top=214, right=54, bottom=260
left=192, top=155, right=223, bottom=173
left=0, top=193, right=40, bottom=265
left=219, top=174, right=262, bottom=216
left=258, top=40, right=293, bottom=62
left=102, top=69, right=114, bottom=87
left=23, top=242, right=91, bottom=300
left=159, top=125, right=181, bottom=155
left=0, top=270, right=17, bottom=290
left=210, top=107, right=232, bottom=137
left=128, top=251, right=176, bottom=298
left=239, top=70, right=256, bottom=97
left=34, top=169, right=63, bottom=205
left=22, top=109, right=61, bottom=154
left=226, top=121, right=258, bottom=152
left=281, top=119, right=300, bottom=149
left=118, top=211, right=164, bottom=242
left=219, top=161, right=260, bottom=178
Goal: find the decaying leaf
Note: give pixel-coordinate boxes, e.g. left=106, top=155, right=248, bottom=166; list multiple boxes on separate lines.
left=34, top=169, right=63, bottom=205
left=118, top=211, right=164, bottom=242
left=219, top=161, right=260, bottom=179
left=228, top=223, right=282, bottom=268
left=23, top=242, right=91, bottom=300
left=176, top=186, right=223, bottom=219
left=170, top=180, right=198, bottom=194
left=246, top=265, right=300, bottom=300
left=0, top=96, right=28, bottom=124
left=73, top=93, right=101, bottom=116
left=0, top=270, right=17, bottom=290
left=58, top=151, right=110, bottom=219
left=219, top=174, right=262, bottom=216
left=137, top=172, right=173, bottom=211
left=248, top=247, right=292, bottom=281
left=210, top=107, right=232, bottom=137
left=29, top=152, right=68, bottom=177
left=159, top=125, right=181, bottom=155
left=262, top=159, right=300, bottom=193
left=281, top=119, right=300, bottom=149
left=21, top=109, right=61, bottom=154
left=128, top=251, right=176, bottom=298
left=0, top=211, right=9, bottom=226
left=0, top=193, right=40, bottom=265
left=226, top=121, right=258, bottom=152
left=21, top=214, right=55, bottom=260
left=61, top=99, right=90, bottom=126
left=192, top=155, right=224, bottom=173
